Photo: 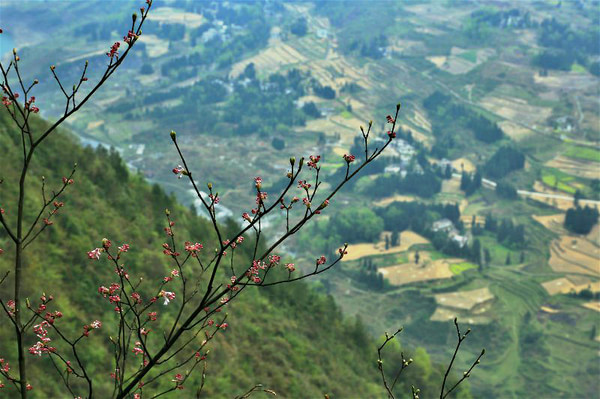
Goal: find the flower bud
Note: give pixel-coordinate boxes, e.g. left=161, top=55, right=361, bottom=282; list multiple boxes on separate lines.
left=132, top=13, right=138, bottom=22
left=290, top=157, right=295, bottom=165
left=165, top=208, right=170, bottom=216
left=33, top=79, right=39, bottom=85
left=396, top=102, right=401, bottom=110
left=207, top=182, right=212, bottom=190
left=170, top=130, right=176, bottom=141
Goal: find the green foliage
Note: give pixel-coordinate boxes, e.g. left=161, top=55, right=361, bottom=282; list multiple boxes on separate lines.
left=0, top=110, right=388, bottom=397
left=564, top=205, right=599, bottom=234
left=483, top=146, right=525, bottom=179
left=330, top=206, right=384, bottom=243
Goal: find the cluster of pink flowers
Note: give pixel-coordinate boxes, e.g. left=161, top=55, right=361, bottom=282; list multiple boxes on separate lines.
left=0, top=357, right=8, bottom=389
left=131, top=292, right=142, bottom=304
left=256, top=191, right=268, bottom=205
left=338, top=247, right=348, bottom=256
left=132, top=342, right=144, bottom=356
left=172, top=373, right=184, bottom=389
left=254, top=177, right=263, bottom=190
left=227, top=275, right=239, bottom=292
left=343, top=154, right=356, bottom=163
left=98, top=283, right=121, bottom=310
left=42, top=310, right=62, bottom=325
left=163, top=269, right=179, bottom=283
left=184, top=241, right=203, bottom=257
left=124, top=30, right=138, bottom=45
left=317, top=255, right=327, bottom=265
left=88, top=247, right=103, bottom=260
left=386, top=114, right=396, bottom=138
left=162, top=243, right=179, bottom=257
left=245, top=260, right=266, bottom=283
left=6, top=300, right=15, bottom=317
left=107, top=41, right=120, bottom=59
left=1, top=90, right=17, bottom=107
left=62, top=177, right=74, bottom=185
left=29, top=321, right=55, bottom=356
left=285, top=263, right=296, bottom=272
left=148, top=311, right=158, bottom=321
left=160, top=290, right=176, bottom=305
left=242, top=212, right=252, bottom=222
left=269, top=254, right=281, bottom=266
left=172, top=165, right=185, bottom=179
left=83, top=320, right=102, bottom=337
left=298, top=180, right=311, bottom=190
left=307, top=155, right=321, bottom=169
left=25, top=96, right=39, bottom=113
left=209, top=193, right=220, bottom=204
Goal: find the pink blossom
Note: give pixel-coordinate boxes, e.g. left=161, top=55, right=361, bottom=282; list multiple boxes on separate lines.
left=343, top=154, right=356, bottom=163
left=172, top=165, right=185, bottom=178
left=307, top=155, right=321, bottom=169
left=107, top=42, right=120, bottom=59
left=88, top=248, right=102, bottom=260
left=90, top=320, right=102, bottom=329
left=161, top=291, right=175, bottom=305
left=286, top=263, right=296, bottom=272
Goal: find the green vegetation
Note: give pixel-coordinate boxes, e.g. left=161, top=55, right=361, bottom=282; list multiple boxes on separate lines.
left=458, top=50, right=477, bottom=63
left=0, top=110, right=389, bottom=397
left=450, top=262, right=478, bottom=275
left=564, top=145, right=600, bottom=162
left=541, top=170, right=577, bottom=194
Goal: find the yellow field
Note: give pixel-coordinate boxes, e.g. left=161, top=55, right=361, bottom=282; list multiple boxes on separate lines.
left=451, top=157, right=476, bottom=173
left=86, top=120, right=104, bottom=130
left=582, top=302, right=600, bottom=312
left=147, top=7, right=205, bottom=28
left=139, top=34, right=169, bottom=58
left=379, top=258, right=453, bottom=286
left=480, top=95, right=552, bottom=127
left=433, top=287, right=494, bottom=311
left=373, top=195, right=417, bottom=207
left=545, top=155, right=600, bottom=180
left=461, top=214, right=486, bottom=227
left=430, top=287, right=494, bottom=324
left=344, top=231, right=430, bottom=261
left=498, top=120, right=535, bottom=141
left=542, top=277, right=577, bottom=295
left=427, top=56, right=447, bottom=68
left=541, top=276, right=600, bottom=296
left=534, top=70, right=597, bottom=91
left=532, top=214, right=565, bottom=231
left=548, top=238, right=599, bottom=277
left=230, top=42, right=308, bottom=78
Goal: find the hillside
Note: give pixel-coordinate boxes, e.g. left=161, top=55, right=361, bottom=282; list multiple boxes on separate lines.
left=0, top=109, right=472, bottom=398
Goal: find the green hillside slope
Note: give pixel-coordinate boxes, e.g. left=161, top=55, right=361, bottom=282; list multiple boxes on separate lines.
left=0, top=109, right=470, bottom=398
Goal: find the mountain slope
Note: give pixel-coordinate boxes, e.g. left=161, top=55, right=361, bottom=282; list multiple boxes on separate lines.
left=0, top=110, right=471, bottom=398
